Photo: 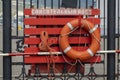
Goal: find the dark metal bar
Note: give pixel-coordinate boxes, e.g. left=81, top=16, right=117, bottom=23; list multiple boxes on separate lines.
left=3, top=0, right=12, bottom=80
left=58, top=0, right=60, bottom=8
left=118, top=0, right=120, bottom=46
left=79, top=0, right=81, bottom=8
left=44, top=0, right=46, bottom=9
left=117, top=0, right=120, bottom=79
left=37, top=0, right=39, bottom=8
left=92, top=0, right=94, bottom=7
left=23, top=0, right=26, bottom=80
left=86, top=0, right=88, bottom=8
left=103, top=0, right=106, bottom=50
left=107, top=0, right=116, bottom=80
left=30, top=0, right=32, bottom=8
left=51, top=0, right=53, bottom=9
left=98, top=0, right=100, bottom=9
left=61, top=0, right=77, bottom=8
left=16, top=0, right=18, bottom=36
left=23, top=0, right=25, bottom=29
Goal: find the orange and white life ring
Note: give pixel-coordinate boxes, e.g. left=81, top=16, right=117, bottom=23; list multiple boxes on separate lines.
left=59, top=19, right=100, bottom=61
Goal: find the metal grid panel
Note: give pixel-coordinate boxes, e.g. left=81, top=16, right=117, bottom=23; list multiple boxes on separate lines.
left=2, top=0, right=119, bottom=80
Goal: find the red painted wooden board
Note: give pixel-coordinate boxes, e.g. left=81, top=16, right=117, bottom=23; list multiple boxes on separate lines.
left=23, top=8, right=101, bottom=75
left=24, top=46, right=90, bottom=52
left=24, top=18, right=75, bottom=25
left=24, top=46, right=40, bottom=52
left=24, top=18, right=100, bottom=25
left=24, top=55, right=101, bottom=63
left=24, top=27, right=91, bottom=35
left=24, top=37, right=91, bottom=45
left=24, top=9, right=100, bottom=16
left=24, top=9, right=101, bottom=64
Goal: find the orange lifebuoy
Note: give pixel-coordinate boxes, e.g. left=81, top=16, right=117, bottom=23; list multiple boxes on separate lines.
left=59, top=19, right=100, bottom=61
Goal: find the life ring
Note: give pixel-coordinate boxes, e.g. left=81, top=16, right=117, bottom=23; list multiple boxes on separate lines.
left=59, top=19, right=100, bottom=61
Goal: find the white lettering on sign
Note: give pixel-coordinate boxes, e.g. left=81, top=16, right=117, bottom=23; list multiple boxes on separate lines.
left=31, top=9, right=92, bottom=15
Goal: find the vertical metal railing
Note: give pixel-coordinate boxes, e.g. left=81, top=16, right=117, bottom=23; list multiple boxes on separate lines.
left=3, top=0, right=12, bottom=79
left=117, top=0, right=120, bottom=80
left=16, top=0, right=18, bottom=36
left=2, top=0, right=119, bottom=79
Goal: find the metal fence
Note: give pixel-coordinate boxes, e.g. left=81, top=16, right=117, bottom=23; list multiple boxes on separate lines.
left=1, top=0, right=120, bottom=80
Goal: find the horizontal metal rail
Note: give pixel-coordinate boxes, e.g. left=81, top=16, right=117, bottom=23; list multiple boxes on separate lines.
left=0, top=50, right=120, bottom=56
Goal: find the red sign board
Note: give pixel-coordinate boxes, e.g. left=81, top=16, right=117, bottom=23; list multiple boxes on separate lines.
left=24, top=9, right=100, bottom=16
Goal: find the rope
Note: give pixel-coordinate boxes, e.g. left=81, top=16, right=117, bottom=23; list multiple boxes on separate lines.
left=82, top=20, right=101, bottom=66
left=59, top=28, right=78, bottom=66
left=59, top=18, right=101, bottom=67
left=60, top=26, right=79, bottom=37
left=59, top=23, right=81, bottom=66
left=39, top=31, right=59, bottom=76
left=83, top=20, right=101, bottom=45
